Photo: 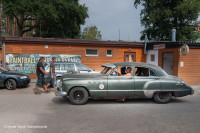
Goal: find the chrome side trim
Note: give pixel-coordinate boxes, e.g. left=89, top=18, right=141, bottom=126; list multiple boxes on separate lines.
left=90, top=90, right=141, bottom=92
left=90, top=89, right=191, bottom=98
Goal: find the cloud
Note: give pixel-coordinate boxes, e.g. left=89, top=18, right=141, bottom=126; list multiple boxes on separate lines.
left=80, top=0, right=143, bottom=42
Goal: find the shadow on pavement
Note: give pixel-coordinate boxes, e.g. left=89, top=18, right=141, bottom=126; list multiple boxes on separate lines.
left=51, top=96, right=186, bottom=105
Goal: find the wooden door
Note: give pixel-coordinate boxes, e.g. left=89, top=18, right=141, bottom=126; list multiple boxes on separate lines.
left=124, top=52, right=136, bottom=62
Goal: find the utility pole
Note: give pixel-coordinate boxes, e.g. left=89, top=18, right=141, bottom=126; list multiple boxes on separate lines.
left=119, top=29, right=120, bottom=41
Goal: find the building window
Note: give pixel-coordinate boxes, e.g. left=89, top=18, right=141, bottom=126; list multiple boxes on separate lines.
left=107, top=50, right=113, bottom=57
left=86, top=49, right=98, bottom=56
left=150, top=54, right=155, bottom=61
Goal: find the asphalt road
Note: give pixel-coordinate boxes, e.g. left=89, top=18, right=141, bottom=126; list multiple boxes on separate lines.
left=0, top=83, right=200, bottom=133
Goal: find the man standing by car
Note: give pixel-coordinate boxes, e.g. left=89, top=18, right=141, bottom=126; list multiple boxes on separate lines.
left=35, top=57, right=49, bottom=94
left=50, top=57, right=57, bottom=89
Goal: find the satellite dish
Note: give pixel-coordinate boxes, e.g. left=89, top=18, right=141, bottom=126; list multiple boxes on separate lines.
left=180, top=44, right=189, bottom=56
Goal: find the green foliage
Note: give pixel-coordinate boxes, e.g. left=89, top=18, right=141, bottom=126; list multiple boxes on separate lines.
left=1, top=0, right=88, bottom=38
left=134, top=0, right=200, bottom=41
left=80, top=25, right=102, bottom=40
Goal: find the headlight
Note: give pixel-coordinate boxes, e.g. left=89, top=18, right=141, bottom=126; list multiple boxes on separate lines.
left=181, top=80, right=187, bottom=84
left=58, top=81, right=62, bottom=87
left=20, top=76, right=28, bottom=79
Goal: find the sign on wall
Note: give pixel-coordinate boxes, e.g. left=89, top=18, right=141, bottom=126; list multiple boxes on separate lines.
left=6, top=54, right=81, bottom=73
left=153, top=44, right=166, bottom=49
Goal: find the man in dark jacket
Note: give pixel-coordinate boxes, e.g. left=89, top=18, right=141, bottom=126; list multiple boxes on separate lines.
left=35, top=57, right=49, bottom=94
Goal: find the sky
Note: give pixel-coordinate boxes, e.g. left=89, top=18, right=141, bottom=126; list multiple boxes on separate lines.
left=79, top=0, right=143, bottom=42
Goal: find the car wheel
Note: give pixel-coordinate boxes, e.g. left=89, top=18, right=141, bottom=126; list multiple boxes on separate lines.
left=154, top=92, right=172, bottom=104
left=6, top=79, right=17, bottom=90
left=69, top=87, right=88, bottom=105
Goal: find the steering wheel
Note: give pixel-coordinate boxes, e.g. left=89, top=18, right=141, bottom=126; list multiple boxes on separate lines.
left=111, top=70, right=118, bottom=76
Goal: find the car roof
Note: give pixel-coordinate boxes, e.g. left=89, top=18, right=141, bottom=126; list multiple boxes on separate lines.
left=102, top=62, right=167, bottom=76
left=46, top=62, right=81, bottom=64
left=102, top=62, right=158, bottom=68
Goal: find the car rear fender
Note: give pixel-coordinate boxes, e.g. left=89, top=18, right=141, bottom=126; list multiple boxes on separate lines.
left=143, top=79, right=161, bottom=98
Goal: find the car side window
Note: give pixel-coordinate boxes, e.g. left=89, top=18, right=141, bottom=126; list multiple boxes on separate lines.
left=110, top=67, right=133, bottom=76
left=55, top=64, right=60, bottom=71
left=135, top=67, right=157, bottom=77
left=61, top=64, right=75, bottom=71
left=149, top=69, right=156, bottom=76
left=76, top=64, right=90, bottom=71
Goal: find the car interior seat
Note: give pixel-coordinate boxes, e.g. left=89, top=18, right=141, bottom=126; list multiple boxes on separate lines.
left=121, top=67, right=126, bottom=75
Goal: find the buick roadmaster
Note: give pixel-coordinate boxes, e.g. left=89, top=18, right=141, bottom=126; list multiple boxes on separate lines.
left=55, top=62, right=193, bottom=105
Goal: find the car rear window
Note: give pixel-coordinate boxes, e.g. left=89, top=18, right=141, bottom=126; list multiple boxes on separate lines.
left=61, top=64, right=75, bottom=71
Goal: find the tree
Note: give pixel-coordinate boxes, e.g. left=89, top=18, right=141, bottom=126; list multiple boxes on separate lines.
left=34, top=0, right=88, bottom=38
left=134, top=0, right=200, bottom=41
left=0, top=0, right=88, bottom=38
left=1, top=0, right=38, bottom=37
left=80, top=25, right=102, bottom=40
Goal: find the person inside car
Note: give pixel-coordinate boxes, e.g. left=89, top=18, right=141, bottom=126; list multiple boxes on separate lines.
left=119, top=67, right=132, bottom=76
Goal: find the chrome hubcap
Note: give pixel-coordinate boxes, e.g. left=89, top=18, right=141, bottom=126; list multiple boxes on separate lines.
left=158, top=92, right=169, bottom=99
left=73, top=90, right=84, bottom=102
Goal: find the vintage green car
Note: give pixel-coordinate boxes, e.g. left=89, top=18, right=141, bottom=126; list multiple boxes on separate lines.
left=55, top=62, right=194, bottom=105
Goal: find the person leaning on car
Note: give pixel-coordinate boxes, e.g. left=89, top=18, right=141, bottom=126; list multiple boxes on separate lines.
left=35, top=57, right=50, bottom=94
left=49, top=57, right=57, bottom=89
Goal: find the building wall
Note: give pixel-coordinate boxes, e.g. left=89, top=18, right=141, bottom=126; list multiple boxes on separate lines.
left=146, top=50, right=158, bottom=66
left=158, top=48, right=200, bottom=85
left=158, top=48, right=180, bottom=76
left=178, top=49, right=200, bottom=85
left=2, top=43, right=146, bottom=78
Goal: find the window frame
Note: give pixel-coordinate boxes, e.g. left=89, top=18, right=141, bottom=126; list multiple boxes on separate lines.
left=106, top=49, right=113, bottom=57
left=150, top=54, right=155, bottom=61
left=55, top=64, right=61, bottom=71
left=134, top=66, right=158, bottom=77
left=61, top=64, right=75, bottom=71
left=85, top=49, right=99, bottom=57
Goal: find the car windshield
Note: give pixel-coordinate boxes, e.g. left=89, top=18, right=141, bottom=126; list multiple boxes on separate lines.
left=101, top=67, right=113, bottom=75
left=0, top=67, right=8, bottom=72
left=76, top=64, right=91, bottom=71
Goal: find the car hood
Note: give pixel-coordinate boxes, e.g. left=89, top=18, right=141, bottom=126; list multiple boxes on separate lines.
left=4, top=71, right=28, bottom=76
left=62, top=73, right=106, bottom=80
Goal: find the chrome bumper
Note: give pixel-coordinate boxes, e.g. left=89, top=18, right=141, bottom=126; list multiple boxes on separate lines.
left=55, top=83, right=67, bottom=96
left=55, top=91, right=67, bottom=96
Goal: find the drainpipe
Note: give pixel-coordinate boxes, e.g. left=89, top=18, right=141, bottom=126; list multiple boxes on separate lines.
left=172, top=28, right=176, bottom=42
left=3, top=42, right=5, bottom=68
left=144, top=34, right=148, bottom=54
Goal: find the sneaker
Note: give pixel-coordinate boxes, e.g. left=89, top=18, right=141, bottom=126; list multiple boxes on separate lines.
left=45, top=89, right=51, bottom=93
left=34, top=91, right=41, bottom=95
